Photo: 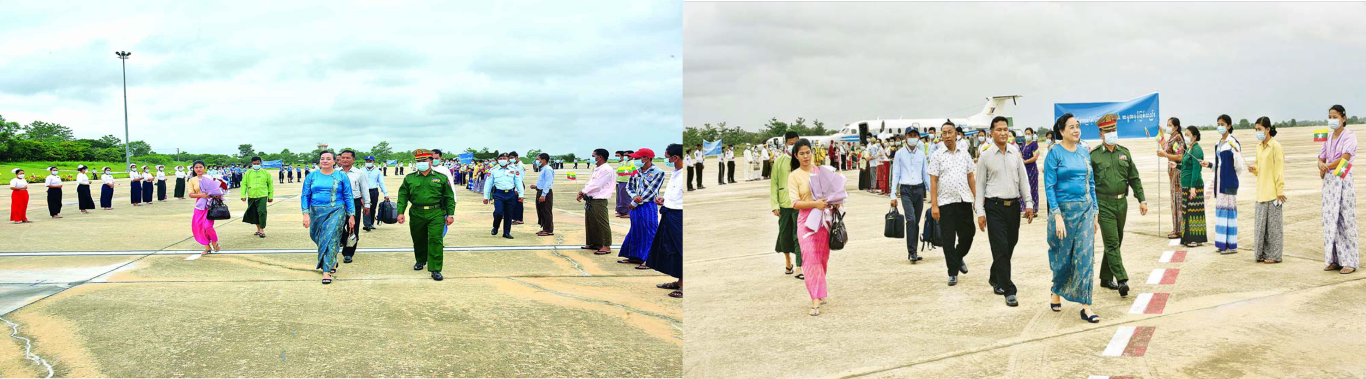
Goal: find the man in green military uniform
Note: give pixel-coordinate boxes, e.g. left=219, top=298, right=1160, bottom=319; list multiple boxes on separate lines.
left=397, top=149, right=456, bottom=281
left=1090, top=113, right=1148, bottom=298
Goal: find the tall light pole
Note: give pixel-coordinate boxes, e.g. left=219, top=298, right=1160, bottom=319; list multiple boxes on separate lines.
left=116, top=51, right=132, bottom=170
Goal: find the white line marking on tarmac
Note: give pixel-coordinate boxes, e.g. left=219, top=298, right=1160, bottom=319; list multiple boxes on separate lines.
left=1146, top=269, right=1164, bottom=284
left=1, top=317, right=54, bottom=378
left=0, top=244, right=624, bottom=257
left=1168, top=239, right=1180, bottom=246
left=184, top=254, right=200, bottom=261
left=1129, top=293, right=1154, bottom=314
left=1159, top=251, right=1174, bottom=262
left=1102, top=326, right=1136, bottom=356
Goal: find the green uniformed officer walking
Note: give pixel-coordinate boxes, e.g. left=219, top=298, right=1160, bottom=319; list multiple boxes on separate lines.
left=1090, top=114, right=1148, bottom=298
left=397, top=149, right=456, bottom=281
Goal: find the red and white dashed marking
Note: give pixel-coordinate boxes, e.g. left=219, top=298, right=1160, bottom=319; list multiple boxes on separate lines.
left=1146, top=268, right=1180, bottom=284
left=1102, top=326, right=1156, bottom=357
left=1168, top=239, right=1181, bottom=246
left=1088, top=376, right=1134, bottom=379
left=1128, top=293, right=1171, bottom=314
left=1158, top=250, right=1186, bottom=263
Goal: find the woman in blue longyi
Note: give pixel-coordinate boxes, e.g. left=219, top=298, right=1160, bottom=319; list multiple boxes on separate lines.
left=300, top=150, right=355, bottom=285
left=1043, top=113, right=1101, bottom=324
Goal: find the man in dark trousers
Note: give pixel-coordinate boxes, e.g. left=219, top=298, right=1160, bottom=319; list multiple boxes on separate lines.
left=692, top=143, right=705, bottom=190
left=973, top=117, right=1035, bottom=307
left=929, top=120, right=977, bottom=287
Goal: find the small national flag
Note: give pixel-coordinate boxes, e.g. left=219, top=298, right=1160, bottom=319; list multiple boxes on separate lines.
left=1334, top=161, right=1352, bottom=178
left=566, top=172, right=577, bottom=180
left=1315, top=129, right=1330, bottom=142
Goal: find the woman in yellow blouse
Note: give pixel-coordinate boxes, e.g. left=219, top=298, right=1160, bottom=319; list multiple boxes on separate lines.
left=1248, top=117, right=1286, bottom=263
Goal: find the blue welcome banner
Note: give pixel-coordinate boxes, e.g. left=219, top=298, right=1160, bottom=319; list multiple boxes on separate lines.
left=458, top=153, right=474, bottom=164
left=702, top=140, right=723, bottom=156
left=386, top=159, right=397, bottom=165
left=261, top=160, right=283, bottom=168
left=1054, top=92, right=1160, bottom=140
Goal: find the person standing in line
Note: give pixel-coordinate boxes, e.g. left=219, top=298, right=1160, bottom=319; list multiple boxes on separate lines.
left=483, top=153, right=524, bottom=239
left=974, top=117, right=1035, bottom=307
left=174, top=165, right=188, bottom=199
left=1206, top=114, right=1244, bottom=255
left=99, top=167, right=115, bottom=210
left=362, top=156, right=389, bottom=232
left=685, top=148, right=695, bottom=192
left=76, top=165, right=96, bottom=214
left=44, top=166, right=64, bottom=218
left=1155, top=117, right=1187, bottom=239
left=761, top=143, right=772, bottom=179
left=744, top=145, right=756, bottom=182
left=578, top=148, right=616, bottom=255
left=1248, top=117, right=1286, bottom=264
left=771, top=132, right=803, bottom=278
left=129, top=164, right=143, bottom=207
left=1090, top=114, right=1147, bottom=298
left=692, top=144, right=706, bottom=190
left=141, top=166, right=155, bottom=205
left=1180, top=126, right=1208, bottom=248
left=338, top=150, right=370, bottom=265
left=648, top=144, right=685, bottom=298
left=300, top=152, right=354, bottom=284
left=1318, top=104, right=1358, bottom=274
left=530, top=153, right=556, bottom=236
left=615, top=151, right=637, bottom=218
left=890, top=127, right=931, bottom=263
left=929, top=121, right=977, bottom=286
left=617, top=148, right=667, bottom=269
left=397, top=149, right=455, bottom=281
left=187, top=161, right=224, bottom=255
left=278, top=164, right=285, bottom=184
left=155, top=165, right=168, bottom=202
left=714, top=146, right=726, bottom=186
left=241, top=156, right=275, bottom=238
left=726, top=144, right=737, bottom=184
left=1043, top=113, right=1101, bottom=323
left=9, top=169, right=31, bottom=223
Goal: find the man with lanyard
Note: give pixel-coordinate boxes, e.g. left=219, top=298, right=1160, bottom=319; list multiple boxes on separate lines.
left=973, top=117, right=1036, bottom=307
left=338, top=150, right=371, bottom=265
left=429, top=149, right=459, bottom=236
left=692, top=144, right=706, bottom=190
left=507, top=151, right=528, bottom=225
left=363, top=156, right=389, bottom=231
left=890, top=127, right=932, bottom=263
left=484, top=153, right=525, bottom=239
left=1090, top=113, right=1147, bottom=297
left=615, top=150, right=637, bottom=218
left=397, top=149, right=455, bottom=281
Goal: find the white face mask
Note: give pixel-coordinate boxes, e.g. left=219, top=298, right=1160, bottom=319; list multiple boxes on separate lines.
left=365, top=163, right=374, bottom=169
left=1103, top=132, right=1118, bottom=145
left=1217, top=125, right=1228, bottom=135
left=50, top=170, right=58, bottom=175
left=1255, top=131, right=1266, bottom=141
left=1330, top=117, right=1343, bottom=130
left=252, top=165, right=262, bottom=170
left=498, top=159, right=508, bottom=166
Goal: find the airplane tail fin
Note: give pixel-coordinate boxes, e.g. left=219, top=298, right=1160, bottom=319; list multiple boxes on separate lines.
left=973, top=95, right=1021, bottom=119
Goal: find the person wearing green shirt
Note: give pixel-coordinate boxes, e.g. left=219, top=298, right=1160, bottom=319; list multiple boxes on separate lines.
left=1180, top=126, right=1208, bottom=248
left=771, top=131, right=803, bottom=278
left=397, top=149, right=456, bottom=281
left=241, top=156, right=275, bottom=238
left=1088, top=114, right=1147, bottom=298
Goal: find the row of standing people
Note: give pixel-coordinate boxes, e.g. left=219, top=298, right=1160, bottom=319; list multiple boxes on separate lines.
left=8, top=164, right=192, bottom=222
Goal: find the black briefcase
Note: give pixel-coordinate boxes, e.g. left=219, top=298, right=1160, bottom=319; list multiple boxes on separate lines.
left=884, top=207, right=904, bottom=239
left=378, top=199, right=399, bottom=224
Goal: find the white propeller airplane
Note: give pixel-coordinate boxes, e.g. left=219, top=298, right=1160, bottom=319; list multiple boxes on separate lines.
left=768, top=95, right=1023, bottom=147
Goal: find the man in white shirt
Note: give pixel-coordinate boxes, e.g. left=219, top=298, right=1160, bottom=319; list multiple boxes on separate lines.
left=973, top=117, right=1036, bottom=307
left=928, top=121, right=977, bottom=286
left=650, top=143, right=685, bottom=298
left=760, top=145, right=772, bottom=179
left=725, top=145, right=737, bottom=184
left=684, top=148, right=695, bottom=191
left=692, top=144, right=706, bottom=190
left=338, top=150, right=371, bottom=265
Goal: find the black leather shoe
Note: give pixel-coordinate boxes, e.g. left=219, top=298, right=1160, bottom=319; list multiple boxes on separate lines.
left=1005, top=295, right=1019, bottom=307
left=1118, top=280, right=1130, bottom=297
left=490, top=228, right=498, bottom=235
left=1100, top=280, right=1118, bottom=290
left=959, top=263, right=968, bottom=274
left=948, top=276, right=958, bottom=286
left=503, top=233, right=513, bottom=239
left=344, top=256, right=353, bottom=264
left=994, top=286, right=1005, bottom=295
left=413, top=263, right=425, bottom=271
left=432, top=271, right=443, bottom=281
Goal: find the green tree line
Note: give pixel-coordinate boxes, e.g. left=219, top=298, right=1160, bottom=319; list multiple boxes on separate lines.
left=684, top=117, right=837, bottom=148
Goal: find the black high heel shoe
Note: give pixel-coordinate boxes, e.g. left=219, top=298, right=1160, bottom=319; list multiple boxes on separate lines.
left=1080, top=309, right=1100, bottom=323
left=1050, top=303, right=1061, bottom=312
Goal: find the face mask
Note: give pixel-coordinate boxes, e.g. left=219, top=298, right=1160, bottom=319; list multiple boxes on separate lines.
left=253, top=165, right=262, bottom=170
left=498, top=159, right=508, bottom=166
left=1217, top=126, right=1228, bottom=135
left=104, top=170, right=110, bottom=174
left=1330, top=118, right=1342, bottom=130
left=1255, top=131, right=1266, bottom=141
left=907, top=139, right=919, bottom=149
left=51, top=170, right=58, bottom=175
left=365, top=163, right=374, bottom=169
left=1103, top=132, right=1118, bottom=145
left=638, top=159, right=649, bottom=166
left=416, top=162, right=430, bottom=171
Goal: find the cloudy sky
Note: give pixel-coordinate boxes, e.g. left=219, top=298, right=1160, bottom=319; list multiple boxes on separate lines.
left=0, top=0, right=680, bottom=157
left=685, top=2, right=1366, bottom=132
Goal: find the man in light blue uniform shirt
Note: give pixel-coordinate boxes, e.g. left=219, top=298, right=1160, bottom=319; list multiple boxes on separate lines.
left=363, top=156, right=389, bottom=231
left=483, top=153, right=525, bottom=239
left=530, top=153, right=556, bottom=236
left=890, top=127, right=933, bottom=263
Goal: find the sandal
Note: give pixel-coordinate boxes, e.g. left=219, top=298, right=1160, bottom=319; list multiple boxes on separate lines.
left=1050, top=303, right=1062, bottom=312
left=795, top=274, right=805, bottom=280
left=594, top=250, right=612, bottom=255
left=668, top=290, right=682, bottom=298
left=635, top=264, right=651, bottom=270
left=322, top=278, right=332, bottom=284
left=1166, top=232, right=1181, bottom=239
left=1263, top=259, right=1281, bottom=264
left=1342, top=267, right=1357, bottom=274
left=617, top=259, right=636, bottom=264
left=580, top=245, right=596, bottom=250
left=657, top=282, right=681, bottom=290
left=809, top=306, right=819, bottom=316
left=1080, top=309, right=1100, bottom=323
left=785, top=265, right=794, bottom=275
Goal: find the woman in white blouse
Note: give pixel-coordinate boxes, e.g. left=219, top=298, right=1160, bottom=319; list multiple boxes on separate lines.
left=44, top=166, right=63, bottom=218
left=141, top=166, right=155, bottom=204
left=76, top=165, right=95, bottom=214
left=100, top=167, right=116, bottom=210
left=9, top=168, right=31, bottom=223
left=129, top=164, right=143, bottom=206
left=173, top=165, right=187, bottom=199
left=155, top=165, right=168, bottom=202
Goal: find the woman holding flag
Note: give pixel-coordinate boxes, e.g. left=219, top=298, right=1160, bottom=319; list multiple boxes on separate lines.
left=1156, top=118, right=1187, bottom=239
left=1318, top=105, right=1357, bottom=274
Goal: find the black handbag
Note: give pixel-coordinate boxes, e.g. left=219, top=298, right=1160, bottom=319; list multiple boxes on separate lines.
left=378, top=199, right=398, bottom=224
left=828, top=209, right=848, bottom=251
left=884, top=207, right=905, bottom=239
left=206, top=197, right=231, bottom=220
